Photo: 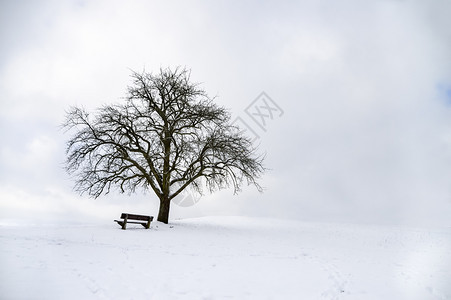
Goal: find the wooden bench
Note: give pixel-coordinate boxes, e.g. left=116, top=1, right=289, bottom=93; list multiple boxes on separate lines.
left=114, top=213, right=153, bottom=230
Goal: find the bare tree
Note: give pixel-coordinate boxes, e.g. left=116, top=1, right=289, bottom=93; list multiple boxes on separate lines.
left=63, top=67, right=264, bottom=223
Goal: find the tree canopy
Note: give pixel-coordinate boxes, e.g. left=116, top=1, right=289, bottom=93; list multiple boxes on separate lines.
left=64, top=67, right=264, bottom=223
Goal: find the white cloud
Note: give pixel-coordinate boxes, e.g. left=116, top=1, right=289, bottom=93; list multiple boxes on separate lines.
left=1, top=0, right=451, bottom=226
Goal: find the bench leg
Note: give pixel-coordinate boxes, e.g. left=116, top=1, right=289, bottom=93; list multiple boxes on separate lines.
left=143, top=220, right=151, bottom=229
left=115, top=221, right=127, bottom=230
left=121, top=216, right=128, bottom=230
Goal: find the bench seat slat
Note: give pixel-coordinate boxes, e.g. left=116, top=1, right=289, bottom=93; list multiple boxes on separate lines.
left=123, top=221, right=147, bottom=224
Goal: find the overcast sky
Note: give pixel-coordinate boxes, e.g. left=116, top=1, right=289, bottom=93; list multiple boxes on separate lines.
left=1, top=0, right=451, bottom=226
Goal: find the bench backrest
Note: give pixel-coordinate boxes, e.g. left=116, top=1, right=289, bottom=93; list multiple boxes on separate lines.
left=120, top=213, right=152, bottom=221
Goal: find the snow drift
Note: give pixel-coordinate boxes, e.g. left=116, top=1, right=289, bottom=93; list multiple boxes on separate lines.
left=1, top=216, right=450, bottom=299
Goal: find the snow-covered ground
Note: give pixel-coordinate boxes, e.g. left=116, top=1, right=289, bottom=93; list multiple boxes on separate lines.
left=1, top=216, right=450, bottom=299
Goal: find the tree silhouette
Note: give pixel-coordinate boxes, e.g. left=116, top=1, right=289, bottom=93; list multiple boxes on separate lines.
left=63, top=67, right=264, bottom=223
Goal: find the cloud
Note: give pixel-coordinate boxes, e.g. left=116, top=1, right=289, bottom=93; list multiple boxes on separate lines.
left=1, top=0, right=451, bottom=226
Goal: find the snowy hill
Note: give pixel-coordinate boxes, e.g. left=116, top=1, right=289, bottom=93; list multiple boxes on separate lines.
left=1, top=216, right=450, bottom=299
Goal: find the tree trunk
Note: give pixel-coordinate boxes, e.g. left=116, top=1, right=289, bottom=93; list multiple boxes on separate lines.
left=157, top=197, right=171, bottom=224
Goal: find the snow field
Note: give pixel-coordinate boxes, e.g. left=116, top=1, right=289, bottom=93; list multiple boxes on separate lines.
left=1, top=216, right=450, bottom=299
